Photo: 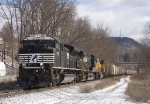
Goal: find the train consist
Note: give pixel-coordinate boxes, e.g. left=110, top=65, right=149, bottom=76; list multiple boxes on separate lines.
left=17, top=34, right=137, bottom=88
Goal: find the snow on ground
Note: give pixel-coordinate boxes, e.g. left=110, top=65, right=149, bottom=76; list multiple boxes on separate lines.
left=0, top=76, right=145, bottom=104
left=0, top=60, right=17, bottom=82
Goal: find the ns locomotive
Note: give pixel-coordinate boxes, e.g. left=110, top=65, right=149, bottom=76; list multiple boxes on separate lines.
left=17, top=34, right=135, bottom=88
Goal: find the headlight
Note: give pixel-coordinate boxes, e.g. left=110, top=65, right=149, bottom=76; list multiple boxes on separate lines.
left=40, top=63, right=43, bottom=67
left=22, top=63, right=26, bottom=67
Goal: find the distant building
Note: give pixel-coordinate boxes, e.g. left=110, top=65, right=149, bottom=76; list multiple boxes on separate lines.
left=0, top=32, right=4, bottom=45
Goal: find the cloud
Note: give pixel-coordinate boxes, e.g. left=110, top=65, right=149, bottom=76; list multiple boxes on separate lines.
left=0, top=5, right=11, bottom=30
left=76, top=0, right=150, bottom=41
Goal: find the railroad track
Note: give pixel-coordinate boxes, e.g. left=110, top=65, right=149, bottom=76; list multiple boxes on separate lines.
left=0, top=88, right=23, bottom=98
left=0, top=76, right=125, bottom=98
left=0, top=80, right=93, bottom=98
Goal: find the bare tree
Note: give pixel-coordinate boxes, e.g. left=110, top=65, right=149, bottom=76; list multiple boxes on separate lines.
left=0, top=0, right=20, bottom=67
left=88, top=23, right=119, bottom=63
left=0, top=0, right=77, bottom=66
left=67, top=17, right=92, bottom=47
left=65, top=17, right=119, bottom=63
left=140, top=19, right=150, bottom=67
left=16, top=0, right=77, bottom=40
left=0, top=0, right=121, bottom=65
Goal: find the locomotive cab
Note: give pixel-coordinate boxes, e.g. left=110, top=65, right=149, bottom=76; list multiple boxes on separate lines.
left=18, top=34, right=63, bottom=88
left=18, top=34, right=81, bottom=88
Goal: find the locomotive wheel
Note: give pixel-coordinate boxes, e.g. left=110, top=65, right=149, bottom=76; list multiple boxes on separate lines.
left=75, top=75, right=81, bottom=83
left=52, top=78, right=58, bottom=86
left=52, top=81, right=57, bottom=86
left=71, top=80, right=75, bottom=84
left=52, top=73, right=61, bottom=86
left=49, top=83, right=52, bottom=87
left=95, top=73, right=99, bottom=80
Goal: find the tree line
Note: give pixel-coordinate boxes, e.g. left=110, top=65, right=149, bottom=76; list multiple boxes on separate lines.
left=140, top=20, right=150, bottom=67
left=0, top=0, right=122, bottom=68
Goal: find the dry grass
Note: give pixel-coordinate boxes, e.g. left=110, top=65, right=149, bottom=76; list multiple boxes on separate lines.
left=126, top=69, right=150, bottom=103
left=79, top=76, right=124, bottom=93
left=94, top=77, right=121, bottom=90
left=79, top=84, right=94, bottom=93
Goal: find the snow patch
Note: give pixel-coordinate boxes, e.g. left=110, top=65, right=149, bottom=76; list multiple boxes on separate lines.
left=0, top=76, right=143, bottom=104
left=0, top=62, right=6, bottom=76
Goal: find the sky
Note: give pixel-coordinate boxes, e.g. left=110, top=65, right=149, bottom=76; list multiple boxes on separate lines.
left=0, top=0, right=150, bottom=42
left=76, top=0, right=150, bottom=41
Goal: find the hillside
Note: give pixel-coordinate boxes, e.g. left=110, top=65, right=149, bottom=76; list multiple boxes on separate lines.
left=112, top=37, right=141, bottom=62
left=113, top=37, right=140, bottom=50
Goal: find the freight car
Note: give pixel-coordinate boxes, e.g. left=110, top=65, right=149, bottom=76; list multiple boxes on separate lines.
left=17, top=34, right=136, bottom=88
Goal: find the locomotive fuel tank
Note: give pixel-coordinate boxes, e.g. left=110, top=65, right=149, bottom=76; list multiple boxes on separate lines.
left=60, top=74, right=76, bottom=83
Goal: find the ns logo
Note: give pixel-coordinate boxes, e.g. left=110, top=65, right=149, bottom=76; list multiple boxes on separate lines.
left=29, top=54, right=39, bottom=63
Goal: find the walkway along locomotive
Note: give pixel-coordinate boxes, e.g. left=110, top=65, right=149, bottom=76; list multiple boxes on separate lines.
left=17, top=34, right=136, bottom=88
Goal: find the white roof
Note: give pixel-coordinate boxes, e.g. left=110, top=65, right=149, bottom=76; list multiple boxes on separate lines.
left=0, top=39, right=3, bottom=44
left=23, top=34, right=55, bottom=40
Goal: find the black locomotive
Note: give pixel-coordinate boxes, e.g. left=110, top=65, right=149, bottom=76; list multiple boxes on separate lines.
left=17, top=34, right=102, bottom=88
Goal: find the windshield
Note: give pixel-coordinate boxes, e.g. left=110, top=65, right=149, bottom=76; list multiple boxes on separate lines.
left=23, top=40, right=55, bottom=47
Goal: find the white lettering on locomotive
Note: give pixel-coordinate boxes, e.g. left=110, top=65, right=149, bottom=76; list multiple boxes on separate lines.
left=29, top=54, right=39, bottom=63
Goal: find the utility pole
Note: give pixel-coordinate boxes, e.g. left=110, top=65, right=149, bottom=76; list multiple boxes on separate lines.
left=120, top=29, right=122, bottom=38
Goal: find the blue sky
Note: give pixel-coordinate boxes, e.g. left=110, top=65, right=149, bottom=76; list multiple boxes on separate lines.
left=76, top=0, right=94, bottom=4
left=76, top=0, right=150, bottom=41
